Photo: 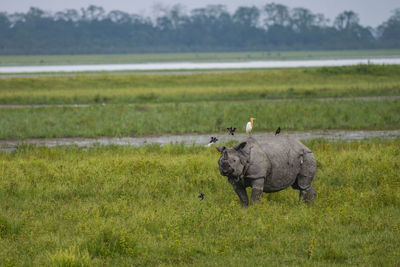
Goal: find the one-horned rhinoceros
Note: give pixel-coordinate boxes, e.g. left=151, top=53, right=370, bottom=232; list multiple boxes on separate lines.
left=217, top=136, right=316, bottom=206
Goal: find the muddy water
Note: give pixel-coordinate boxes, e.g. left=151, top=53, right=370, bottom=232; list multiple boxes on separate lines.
left=1, top=130, right=398, bottom=151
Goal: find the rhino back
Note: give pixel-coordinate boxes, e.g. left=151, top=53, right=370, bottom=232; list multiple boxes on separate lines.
left=242, top=138, right=270, bottom=179
left=255, top=136, right=310, bottom=191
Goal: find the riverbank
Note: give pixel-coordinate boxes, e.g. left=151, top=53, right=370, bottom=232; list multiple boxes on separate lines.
left=1, top=49, right=400, bottom=66
left=1, top=129, right=399, bottom=151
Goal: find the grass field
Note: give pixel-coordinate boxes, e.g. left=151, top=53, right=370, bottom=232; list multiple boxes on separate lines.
left=1, top=49, right=400, bottom=66
left=0, top=65, right=400, bottom=105
left=0, top=61, right=399, bottom=266
left=0, top=64, right=399, bottom=139
left=0, top=99, right=399, bottom=139
left=0, top=139, right=399, bottom=266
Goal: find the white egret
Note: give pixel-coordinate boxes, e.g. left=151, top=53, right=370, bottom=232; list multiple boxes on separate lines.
left=246, top=117, right=256, bottom=135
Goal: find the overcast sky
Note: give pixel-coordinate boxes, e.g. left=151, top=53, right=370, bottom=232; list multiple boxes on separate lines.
left=2, top=0, right=399, bottom=27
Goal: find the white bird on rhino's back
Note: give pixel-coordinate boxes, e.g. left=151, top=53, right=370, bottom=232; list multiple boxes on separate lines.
left=246, top=117, right=255, bottom=134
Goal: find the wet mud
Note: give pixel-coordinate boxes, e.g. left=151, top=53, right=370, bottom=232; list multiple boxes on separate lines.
left=1, top=129, right=398, bottom=151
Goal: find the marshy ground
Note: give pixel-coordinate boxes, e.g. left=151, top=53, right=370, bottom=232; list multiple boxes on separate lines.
left=0, top=64, right=399, bottom=266
left=1, top=140, right=399, bottom=266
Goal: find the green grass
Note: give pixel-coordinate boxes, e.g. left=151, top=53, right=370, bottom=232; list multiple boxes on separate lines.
left=0, top=99, right=399, bottom=139
left=0, top=56, right=398, bottom=267
left=0, top=65, right=399, bottom=139
left=1, top=65, right=400, bottom=105
left=0, top=139, right=399, bottom=266
left=1, top=49, right=400, bottom=66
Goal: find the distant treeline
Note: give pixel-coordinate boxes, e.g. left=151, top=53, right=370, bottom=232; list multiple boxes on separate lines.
left=0, top=4, right=399, bottom=55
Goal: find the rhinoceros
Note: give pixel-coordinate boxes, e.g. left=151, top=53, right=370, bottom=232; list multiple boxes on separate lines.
left=217, top=136, right=316, bottom=206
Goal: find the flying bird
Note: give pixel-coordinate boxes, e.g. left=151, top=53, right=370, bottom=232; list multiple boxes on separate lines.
left=207, top=137, right=218, bottom=147
left=275, top=127, right=281, bottom=136
left=227, top=127, right=236, bottom=136
left=198, top=193, right=205, bottom=201
left=246, top=117, right=256, bottom=135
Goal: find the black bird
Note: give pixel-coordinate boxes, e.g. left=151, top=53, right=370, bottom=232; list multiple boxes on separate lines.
left=198, top=193, right=205, bottom=201
left=206, top=137, right=218, bottom=147
left=275, top=127, right=281, bottom=136
left=227, top=127, right=236, bottom=136
left=210, top=137, right=218, bottom=143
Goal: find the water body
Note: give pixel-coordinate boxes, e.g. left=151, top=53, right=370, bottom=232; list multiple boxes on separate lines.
left=1, top=130, right=398, bottom=151
left=1, top=58, right=400, bottom=73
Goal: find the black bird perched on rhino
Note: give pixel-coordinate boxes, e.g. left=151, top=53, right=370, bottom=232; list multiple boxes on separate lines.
left=275, top=127, right=281, bottom=136
left=227, top=127, right=236, bottom=136
left=217, top=136, right=316, bottom=206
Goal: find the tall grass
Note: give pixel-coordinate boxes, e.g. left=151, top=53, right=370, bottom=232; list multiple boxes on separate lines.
left=0, top=65, right=400, bottom=104
left=0, top=139, right=399, bottom=265
left=0, top=99, right=398, bottom=139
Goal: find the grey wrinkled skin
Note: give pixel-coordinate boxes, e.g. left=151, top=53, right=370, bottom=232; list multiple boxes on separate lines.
left=217, top=136, right=316, bottom=206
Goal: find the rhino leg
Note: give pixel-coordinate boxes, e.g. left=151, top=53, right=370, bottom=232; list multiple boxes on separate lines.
left=299, top=186, right=317, bottom=203
left=296, top=152, right=317, bottom=203
left=294, top=173, right=317, bottom=203
left=250, top=178, right=264, bottom=205
left=229, top=179, right=249, bottom=206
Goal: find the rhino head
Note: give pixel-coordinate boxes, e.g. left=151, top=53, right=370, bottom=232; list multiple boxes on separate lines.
left=217, top=141, right=248, bottom=177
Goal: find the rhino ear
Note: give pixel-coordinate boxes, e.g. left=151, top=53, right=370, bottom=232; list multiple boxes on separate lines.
left=234, top=141, right=247, bottom=151
left=216, top=146, right=226, bottom=153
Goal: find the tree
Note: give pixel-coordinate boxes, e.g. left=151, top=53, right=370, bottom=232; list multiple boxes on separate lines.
left=0, top=12, right=11, bottom=40
left=378, top=8, right=400, bottom=45
left=54, top=9, right=80, bottom=22
left=291, top=8, right=318, bottom=31
left=107, top=10, right=131, bottom=24
left=263, top=3, right=290, bottom=27
left=169, top=4, right=187, bottom=29
left=233, top=6, right=260, bottom=27
left=0, top=4, right=394, bottom=54
left=334, top=11, right=359, bottom=30
left=332, top=11, right=374, bottom=48
left=0, top=12, right=10, bottom=30
left=81, top=5, right=106, bottom=21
